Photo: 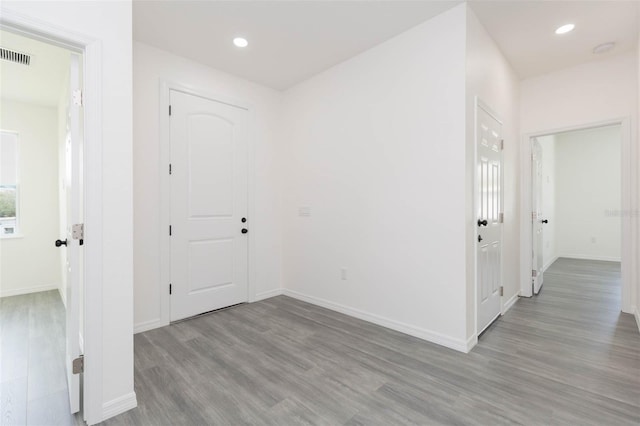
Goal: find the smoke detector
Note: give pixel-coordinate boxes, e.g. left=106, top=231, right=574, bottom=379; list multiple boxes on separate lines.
left=0, top=46, right=31, bottom=65
left=593, top=42, right=616, bottom=55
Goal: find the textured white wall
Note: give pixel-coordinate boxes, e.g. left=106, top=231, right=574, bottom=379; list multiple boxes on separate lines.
left=555, top=126, right=621, bottom=261
left=281, top=5, right=469, bottom=350
left=0, top=100, right=60, bottom=297
left=465, top=6, right=520, bottom=339
left=521, top=53, right=637, bottom=133
left=636, top=25, right=640, bottom=328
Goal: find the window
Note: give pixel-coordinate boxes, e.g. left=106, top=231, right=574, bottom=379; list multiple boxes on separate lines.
left=0, top=131, right=19, bottom=236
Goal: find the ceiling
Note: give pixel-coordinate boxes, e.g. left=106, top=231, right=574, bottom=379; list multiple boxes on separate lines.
left=469, top=1, right=639, bottom=79
left=134, top=1, right=639, bottom=89
left=133, top=0, right=463, bottom=90
left=0, top=30, right=70, bottom=107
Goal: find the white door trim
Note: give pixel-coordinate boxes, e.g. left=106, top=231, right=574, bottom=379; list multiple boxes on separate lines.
left=0, top=9, right=104, bottom=425
left=159, top=81, right=257, bottom=328
left=519, top=118, right=636, bottom=314
left=473, top=98, right=505, bottom=340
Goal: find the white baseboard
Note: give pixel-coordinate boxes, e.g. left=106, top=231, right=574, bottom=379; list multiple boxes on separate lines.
left=0, top=283, right=59, bottom=298
left=634, top=307, right=640, bottom=334
left=134, top=318, right=167, bottom=334
left=282, top=289, right=470, bottom=353
left=542, top=256, right=558, bottom=272
left=557, top=254, right=621, bottom=262
left=102, top=391, right=137, bottom=422
left=503, top=292, right=519, bottom=314
left=58, top=285, right=67, bottom=308
left=465, top=334, right=478, bottom=352
left=253, top=288, right=284, bottom=302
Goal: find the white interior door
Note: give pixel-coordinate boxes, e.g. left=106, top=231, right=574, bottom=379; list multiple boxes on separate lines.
left=532, top=138, right=544, bottom=294
left=64, top=53, right=82, bottom=414
left=170, top=90, right=249, bottom=322
left=476, top=104, right=503, bottom=334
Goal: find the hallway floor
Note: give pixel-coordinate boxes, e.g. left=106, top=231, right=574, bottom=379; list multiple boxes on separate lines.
left=104, top=258, right=639, bottom=425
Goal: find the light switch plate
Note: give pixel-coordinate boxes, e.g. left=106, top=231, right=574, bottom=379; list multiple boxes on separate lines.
left=298, top=207, right=311, bottom=217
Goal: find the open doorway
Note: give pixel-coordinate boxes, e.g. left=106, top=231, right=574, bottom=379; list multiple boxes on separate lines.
left=0, top=29, right=84, bottom=424
left=530, top=124, right=622, bottom=306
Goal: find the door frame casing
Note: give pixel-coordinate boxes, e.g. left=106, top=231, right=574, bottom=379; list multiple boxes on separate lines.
left=158, top=81, right=257, bottom=328
left=473, top=98, right=505, bottom=338
left=0, top=9, right=104, bottom=425
left=519, top=118, right=636, bottom=313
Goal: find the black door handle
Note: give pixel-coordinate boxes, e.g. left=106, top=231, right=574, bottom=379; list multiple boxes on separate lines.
left=478, top=235, right=483, bottom=242
left=241, top=228, right=248, bottom=234
left=477, top=219, right=488, bottom=227
left=542, top=219, right=548, bottom=224
left=55, top=239, right=67, bottom=247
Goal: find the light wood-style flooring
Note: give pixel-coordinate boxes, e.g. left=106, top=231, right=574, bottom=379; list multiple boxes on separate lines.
left=102, top=258, right=639, bottom=425
left=0, top=290, right=78, bottom=426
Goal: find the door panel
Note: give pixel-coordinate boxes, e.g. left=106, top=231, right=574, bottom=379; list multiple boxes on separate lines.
left=170, top=90, right=249, bottom=322
left=477, top=105, right=502, bottom=334
left=65, top=53, right=82, bottom=414
left=532, top=139, right=544, bottom=294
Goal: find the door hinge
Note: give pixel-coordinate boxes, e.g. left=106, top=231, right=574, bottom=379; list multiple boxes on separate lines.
left=169, top=284, right=172, bottom=295
left=500, top=139, right=504, bottom=150
left=499, top=212, right=504, bottom=223
left=169, top=105, right=172, bottom=116
left=169, top=163, right=172, bottom=175
left=73, top=89, right=83, bottom=106
left=500, top=286, right=504, bottom=297
left=532, top=269, right=538, bottom=277
left=72, top=355, right=84, bottom=374
left=72, top=223, right=84, bottom=245
left=169, top=225, right=172, bottom=236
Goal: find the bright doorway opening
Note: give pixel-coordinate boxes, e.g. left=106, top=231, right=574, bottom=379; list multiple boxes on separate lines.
left=0, top=29, right=84, bottom=424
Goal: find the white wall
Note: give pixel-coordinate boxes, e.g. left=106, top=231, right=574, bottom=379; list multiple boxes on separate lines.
left=133, top=42, right=283, bottom=331
left=465, top=6, right=520, bottom=340
left=281, top=5, right=469, bottom=350
left=0, top=100, right=60, bottom=297
left=521, top=51, right=637, bottom=311
left=555, top=126, right=621, bottom=261
left=521, top=53, right=637, bottom=133
left=636, top=25, right=640, bottom=328
left=537, top=135, right=557, bottom=270
left=1, top=1, right=135, bottom=421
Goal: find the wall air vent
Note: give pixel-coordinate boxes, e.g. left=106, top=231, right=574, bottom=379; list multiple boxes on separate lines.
left=0, top=47, right=31, bottom=66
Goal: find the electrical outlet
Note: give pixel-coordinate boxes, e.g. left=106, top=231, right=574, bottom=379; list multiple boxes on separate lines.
left=340, top=268, right=347, bottom=280
left=591, top=237, right=597, bottom=244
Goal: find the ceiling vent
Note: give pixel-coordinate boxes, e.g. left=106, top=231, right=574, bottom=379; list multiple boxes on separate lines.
left=0, top=47, right=31, bottom=66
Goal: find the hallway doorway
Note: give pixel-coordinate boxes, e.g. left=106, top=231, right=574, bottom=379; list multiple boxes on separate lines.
left=530, top=124, right=622, bottom=296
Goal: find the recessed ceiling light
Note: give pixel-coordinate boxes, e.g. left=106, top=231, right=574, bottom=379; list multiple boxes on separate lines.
left=555, top=24, right=575, bottom=35
left=593, top=42, right=616, bottom=54
left=233, top=37, right=248, bottom=48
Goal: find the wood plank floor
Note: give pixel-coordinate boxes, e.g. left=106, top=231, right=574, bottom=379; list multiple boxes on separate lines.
left=103, top=258, right=639, bottom=425
left=0, top=290, right=79, bottom=426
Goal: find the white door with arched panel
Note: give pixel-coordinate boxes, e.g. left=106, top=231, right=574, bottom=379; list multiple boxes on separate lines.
left=476, top=103, right=503, bottom=334
left=169, top=90, right=249, bottom=321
